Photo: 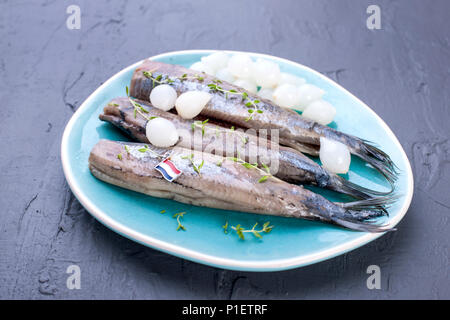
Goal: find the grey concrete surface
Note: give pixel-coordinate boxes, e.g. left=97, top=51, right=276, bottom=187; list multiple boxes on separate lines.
left=0, top=0, right=449, bottom=299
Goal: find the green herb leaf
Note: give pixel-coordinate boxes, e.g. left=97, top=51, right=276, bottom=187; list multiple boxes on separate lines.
left=198, top=160, right=204, bottom=171
left=138, top=145, right=149, bottom=153
left=222, top=221, right=228, bottom=234
left=241, top=163, right=254, bottom=169
left=143, top=71, right=152, bottom=78
left=261, top=163, right=270, bottom=173
left=252, top=230, right=262, bottom=239
left=173, top=212, right=187, bottom=231
left=182, top=153, right=203, bottom=174
left=235, top=225, right=245, bottom=240
left=229, top=221, right=274, bottom=240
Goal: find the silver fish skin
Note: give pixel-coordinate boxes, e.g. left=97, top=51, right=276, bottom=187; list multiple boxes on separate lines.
left=89, top=139, right=392, bottom=232
left=130, top=60, right=398, bottom=184
left=100, top=97, right=390, bottom=199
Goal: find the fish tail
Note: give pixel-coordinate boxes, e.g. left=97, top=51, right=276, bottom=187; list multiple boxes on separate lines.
left=334, top=194, right=401, bottom=224
left=324, top=194, right=400, bottom=232
left=329, top=215, right=394, bottom=233
left=340, top=194, right=400, bottom=211
left=323, top=204, right=393, bottom=232
left=355, top=140, right=399, bottom=185
left=328, top=174, right=394, bottom=200
left=304, top=193, right=395, bottom=232
left=312, top=125, right=399, bottom=185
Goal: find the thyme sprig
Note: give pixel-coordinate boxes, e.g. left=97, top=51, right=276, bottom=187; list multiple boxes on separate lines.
left=191, top=119, right=248, bottom=145
left=207, top=83, right=263, bottom=121
left=231, top=222, right=274, bottom=240
left=143, top=71, right=205, bottom=86
left=222, top=221, right=229, bottom=234
left=143, top=70, right=173, bottom=85
left=125, top=86, right=157, bottom=121
left=228, top=125, right=249, bottom=144
left=173, top=212, right=186, bottom=231
left=227, top=157, right=272, bottom=183
left=180, top=73, right=205, bottom=82
left=123, top=144, right=163, bottom=159
left=142, top=71, right=263, bottom=122
left=138, top=144, right=164, bottom=158
left=181, top=153, right=204, bottom=174
left=191, top=119, right=210, bottom=136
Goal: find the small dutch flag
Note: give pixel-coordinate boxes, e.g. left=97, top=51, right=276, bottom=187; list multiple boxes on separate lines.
left=155, top=158, right=182, bottom=182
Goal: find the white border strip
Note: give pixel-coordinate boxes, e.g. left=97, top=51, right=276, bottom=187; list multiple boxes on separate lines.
left=61, top=50, right=414, bottom=271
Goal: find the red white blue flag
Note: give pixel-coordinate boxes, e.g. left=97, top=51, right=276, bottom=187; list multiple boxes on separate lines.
left=155, top=158, right=182, bottom=182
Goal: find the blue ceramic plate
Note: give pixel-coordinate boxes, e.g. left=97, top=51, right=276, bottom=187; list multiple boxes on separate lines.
left=61, top=50, right=413, bottom=271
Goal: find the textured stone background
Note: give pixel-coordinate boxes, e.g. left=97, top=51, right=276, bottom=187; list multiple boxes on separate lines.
left=0, top=0, right=449, bottom=299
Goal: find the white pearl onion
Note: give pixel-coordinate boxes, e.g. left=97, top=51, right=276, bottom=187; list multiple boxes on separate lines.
left=233, top=79, right=258, bottom=94
left=297, top=84, right=325, bottom=110
left=278, top=72, right=306, bottom=87
left=302, top=100, right=336, bottom=125
left=252, top=58, right=281, bottom=89
left=175, top=91, right=212, bottom=119
left=190, top=61, right=215, bottom=75
left=201, top=52, right=229, bottom=74
left=257, top=88, right=274, bottom=101
left=149, top=84, right=177, bottom=111
left=319, top=137, right=351, bottom=174
left=227, top=54, right=254, bottom=79
left=272, top=83, right=300, bottom=108
left=146, top=118, right=179, bottom=147
left=215, top=68, right=235, bottom=83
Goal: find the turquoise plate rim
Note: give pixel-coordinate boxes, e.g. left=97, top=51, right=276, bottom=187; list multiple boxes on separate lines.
left=61, top=50, right=414, bottom=272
